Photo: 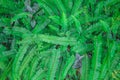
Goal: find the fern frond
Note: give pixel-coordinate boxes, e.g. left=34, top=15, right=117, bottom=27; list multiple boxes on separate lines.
left=41, top=0, right=60, bottom=15
left=36, top=0, right=54, bottom=15
left=110, top=53, right=120, bottom=73
left=81, top=54, right=89, bottom=80
left=11, top=12, right=32, bottom=23
left=89, top=35, right=102, bottom=80
left=19, top=45, right=36, bottom=77
left=29, top=56, right=41, bottom=79
left=111, top=20, right=120, bottom=38
left=11, top=27, right=31, bottom=38
left=68, top=11, right=82, bottom=25
left=49, top=15, right=61, bottom=25
left=19, top=34, right=77, bottom=46
left=94, top=1, right=104, bottom=16
left=47, top=49, right=60, bottom=80
left=98, top=56, right=108, bottom=80
left=106, top=41, right=117, bottom=80
left=61, top=55, right=75, bottom=80
left=48, top=25, right=59, bottom=32
left=84, top=22, right=102, bottom=35
left=108, top=41, right=117, bottom=62
left=61, top=12, right=68, bottom=32
left=0, top=59, right=13, bottom=80
left=12, top=44, right=29, bottom=79
left=32, top=19, right=50, bottom=33
left=72, top=43, right=93, bottom=54
left=71, top=0, right=82, bottom=14
left=72, top=15, right=82, bottom=34
left=62, top=0, right=73, bottom=13
left=54, top=0, right=66, bottom=14
left=31, top=68, right=45, bottom=80
left=0, top=0, right=24, bottom=15
left=37, top=34, right=76, bottom=45
left=100, top=20, right=110, bottom=33
left=105, top=53, right=120, bottom=80
left=0, top=18, right=11, bottom=27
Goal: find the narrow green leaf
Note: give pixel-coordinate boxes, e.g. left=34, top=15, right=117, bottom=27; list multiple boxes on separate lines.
left=100, top=20, right=110, bottom=33
left=54, top=0, right=66, bottom=14
left=89, top=36, right=102, bottom=80
left=11, top=12, right=32, bottom=23
left=19, top=46, right=36, bottom=76
left=99, top=56, right=108, bottom=80
left=31, top=69, right=45, bottom=80
left=47, top=49, right=60, bottom=80
left=61, top=55, right=75, bottom=79
left=71, top=0, right=82, bottom=14
left=19, top=34, right=77, bottom=46
left=81, top=54, right=89, bottom=80
left=36, top=0, right=54, bottom=15
left=72, top=15, right=82, bottom=34
left=12, top=44, right=29, bottom=79
left=61, top=12, right=68, bottom=32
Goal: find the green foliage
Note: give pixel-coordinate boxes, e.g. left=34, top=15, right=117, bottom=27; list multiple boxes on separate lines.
left=0, top=0, right=120, bottom=80
left=81, top=54, right=89, bottom=80
left=61, top=55, right=75, bottom=80
left=47, top=49, right=60, bottom=80
left=89, top=36, right=102, bottom=80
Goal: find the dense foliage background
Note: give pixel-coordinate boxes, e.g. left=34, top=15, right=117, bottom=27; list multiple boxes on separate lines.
left=0, top=0, right=120, bottom=80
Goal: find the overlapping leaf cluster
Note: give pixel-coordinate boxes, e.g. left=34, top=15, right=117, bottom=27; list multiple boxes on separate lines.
left=0, top=0, right=120, bottom=80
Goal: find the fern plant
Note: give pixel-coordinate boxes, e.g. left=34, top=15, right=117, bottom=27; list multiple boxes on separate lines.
left=0, top=0, right=120, bottom=80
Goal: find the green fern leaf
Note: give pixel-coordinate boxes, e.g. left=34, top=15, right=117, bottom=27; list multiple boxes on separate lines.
left=12, top=44, right=29, bottom=79
left=29, top=56, right=41, bottom=79
left=98, top=56, right=108, bottom=80
left=47, top=49, right=60, bottom=80
left=54, top=0, right=66, bottom=14
left=31, top=69, right=45, bottom=80
left=72, top=15, right=82, bottom=34
left=48, top=25, right=59, bottom=32
left=61, top=55, right=75, bottom=80
left=61, top=12, right=68, bottom=32
left=19, top=34, right=76, bottom=46
left=89, top=36, right=102, bottom=80
left=36, top=0, right=54, bottom=15
left=71, top=0, right=82, bottom=14
left=32, top=19, right=50, bottom=33
left=19, top=45, right=36, bottom=76
left=100, top=20, right=110, bottom=33
left=11, top=12, right=32, bottom=23
left=11, top=27, right=31, bottom=38
left=81, top=54, right=89, bottom=80
left=49, top=15, right=61, bottom=25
